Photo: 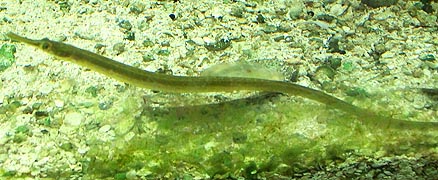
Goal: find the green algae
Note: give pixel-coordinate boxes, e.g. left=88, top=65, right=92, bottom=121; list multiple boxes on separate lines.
left=0, top=43, right=16, bottom=72
left=79, top=91, right=438, bottom=179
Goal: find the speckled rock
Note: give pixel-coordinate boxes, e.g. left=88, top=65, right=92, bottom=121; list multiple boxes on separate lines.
left=361, top=0, right=398, bottom=8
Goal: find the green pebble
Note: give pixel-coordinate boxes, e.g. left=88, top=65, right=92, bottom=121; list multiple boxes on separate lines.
left=0, top=101, right=22, bottom=114
left=85, top=86, right=99, bottom=97
left=31, top=102, right=43, bottom=110
left=42, top=117, right=51, bottom=126
left=204, top=39, right=231, bottom=51
left=142, top=54, right=155, bottom=62
left=60, top=142, right=74, bottom=151
left=57, top=1, right=71, bottom=12
left=230, top=6, right=244, bottom=18
left=113, top=43, right=125, bottom=54
left=262, top=24, right=278, bottom=33
left=118, top=20, right=132, bottom=30
left=316, top=14, right=336, bottom=22
left=342, top=61, right=354, bottom=71
left=94, top=43, right=106, bottom=51
left=273, top=35, right=293, bottom=42
left=256, top=14, right=265, bottom=23
left=12, top=133, right=27, bottom=143
left=34, top=110, right=49, bottom=118
left=114, top=172, right=127, bottom=180
left=3, top=170, right=17, bottom=177
left=157, top=49, right=170, bottom=56
left=315, top=65, right=336, bottom=80
left=98, top=101, right=113, bottom=110
left=0, top=44, right=16, bottom=72
left=182, top=174, right=194, bottom=180
left=419, top=54, right=435, bottom=61
left=124, top=31, right=135, bottom=41
left=129, top=2, right=145, bottom=14
left=142, top=39, right=154, bottom=47
left=15, top=125, right=29, bottom=134
left=328, top=57, right=342, bottom=69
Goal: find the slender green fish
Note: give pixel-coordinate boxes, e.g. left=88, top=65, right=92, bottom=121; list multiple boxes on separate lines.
left=5, top=32, right=438, bottom=130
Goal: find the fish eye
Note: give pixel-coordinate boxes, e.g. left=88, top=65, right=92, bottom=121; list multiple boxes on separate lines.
left=41, top=42, right=51, bottom=50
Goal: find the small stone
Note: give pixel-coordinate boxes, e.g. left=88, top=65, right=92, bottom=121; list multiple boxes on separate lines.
left=211, top=7, right=224, bottom=19
left=256, top=14, right=265, bottom=23
left=419, top=54, right=435, bottom=61
left=39, top=85, right=53, bottom=95
left=124, top=131, right=135, bottom=142
left=415, top=10, right=437, bottom=27
left=142, top=54, right=155, bottom=62
left=381, top=51, right=396, bottom=59
left=78, top=146, right=89, bottom=154
left=129, top=2, right=145, bottom=14
left=361, top=0, right=398, bottom=8
left=230, top=6, right=244, bottom=18
left=99, top=125, right=111, bottom=133
left=15, top=125, right=29, bottom=134
left=314, top=65, right=336, bottom=82
left=169, top=13, right=176, bottom=21
left=34, top=110, right=49, bottom=118
left=60, top=142, right=74, bottom=151
left=126, top=170, right=137, bottom=179
left=113, top=43, right=125, bottom=55
left=118, top=20, right=132, bottom=30
left=124, top=31, right=135, bottom=41
left=412, top=69, right=423, bottom=78
left=204, top=38, right=231, bottom=51
left=262, top=24, right=278, bottom=33
left=142, top=39, right=154, bottom=47
left=289, top=0, right=303, bottom=19
left=98, top=101, right=113, bottom=110
left=330, top=4, right=345, bottom=16
left=383, top=170, right=393, bottom=175
left=157, top=49, right=170, bottom=56
left=54, top=99, right=64, bottom=108
left=63, top=112, right=83, bottom=126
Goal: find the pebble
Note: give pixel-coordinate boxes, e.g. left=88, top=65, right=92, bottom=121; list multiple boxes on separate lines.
left=126, top=170, right=137, bottom=179
left=330, top=4, right=345, bottom=16
left=54, top=99, right=64, bottom=108
left=63, top=112, right=83, bottom=126
left=77, top=146, right=89, bottom=154
left=419, top=54, right=435, bottom=61
left=38, top=85, right=53, bottom=95
left=113, top=42, right=125, bottom=55
left=99, top=125, right=111, bottom=133
left=124, top=131, right=135, bottom=142
left=361, top=0, right=398, bottom=8
left=289, top=0, right=303, bottom=19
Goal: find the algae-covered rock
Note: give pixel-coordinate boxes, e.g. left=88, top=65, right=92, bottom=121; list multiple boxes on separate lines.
left=361, top=0, right=398, bottom=8
left=204, top=38, right=231, bottom=51
left=0, top=44, right=16, bottom=72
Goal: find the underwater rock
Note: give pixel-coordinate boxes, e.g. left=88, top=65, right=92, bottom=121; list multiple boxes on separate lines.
left=204, top=38, right=231, bottom=51
left=361, top=0, right=398, bottom=8
left=63, top=112, right=83, bottom=126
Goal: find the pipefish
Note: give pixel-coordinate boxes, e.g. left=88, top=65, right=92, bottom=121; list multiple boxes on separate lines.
left=5, top=32, right=438, bottom=130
